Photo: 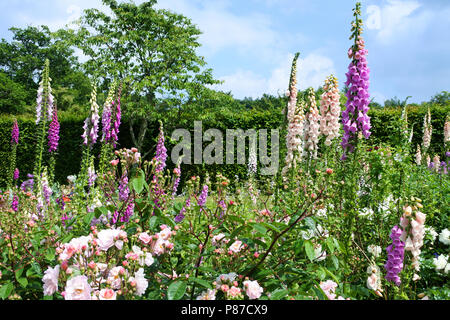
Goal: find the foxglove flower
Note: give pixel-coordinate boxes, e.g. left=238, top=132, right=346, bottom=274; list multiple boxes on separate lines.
left=42, top=170, right=52, bottom=206
left=422, top=108, right=432, bottom=151
left=173, top=166, right=181, bottom=196
left=118, top=174, right=130, bottom=201
left=384, top=225, right=405, bottom=286
left=283, top=53, right=305, bottom=174
left=11, top=194, right=19, bottom=212
left=11, top=119, right=19, bottom=145
left=303, top=87, right=320, bottom=159
left=111, top=96, right=121, bottom=147
left=35, top=60, right=54, bottom=125
left=13, top=168, right=19, bottom=180
left=155, top=124, right=167, bottom=173
left=82, top=84, right=100, bottom=146
left=248, top=142, right=257, bottom=175
left=415, top=144, right=422, bottom=165
left=197, top=185, right=208, bottom=207
left=36, top=83, right=43, bottom=125
left=444, top=115, right=449, bottom=146
left=121, top=202, right=134, bottom=223
left=20, top=174, right=34, bottom=192
left=48, top=109, right=60, bottom=153
left=320, top=75, right=341, bottom=146
left=341, top=3, right=371, bottom=160
left=101, top=84, right=116, bottom=143
left=87, top=165, right=97, bottom=188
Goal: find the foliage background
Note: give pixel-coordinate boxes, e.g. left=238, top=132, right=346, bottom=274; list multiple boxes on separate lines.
left=1, top=101, right=448, bottom=189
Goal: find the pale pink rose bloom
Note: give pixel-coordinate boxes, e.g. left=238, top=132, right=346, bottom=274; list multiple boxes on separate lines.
left=108, top=266, right=125, bottom=290
left=158, top=227, right=172, bottom=240
left=129, top=268, right=148, bottom=296
left=131, top=245, right=155, bottom=266
left=97, top=263, right=108, bottom=273
left=320, top=280, right=338, bottom=300
left=99, top=288, right=117, bottom=300
left=229, top=240, right=243, bottom=253
left=243, top=280, right=263, bottom=300
left=43, top=265, right=60, bottom=296
left=139, top=232, right=152, bottom=244
left=152, top=238, right=171, bottom=255
left=65, top=275, right=92, bottom=300
left=59, top=245, right=76, bottom=261
left=96, top=228, right=122, bottom=251
left=227, top=286, right=242, bottom=298
left=68, top=236, right=91, bottom=256
left=211, top=233, right=226, bottom=246
left=196, top=289, right=217, bottom=300
left=152, top=238, right=165, bottom=255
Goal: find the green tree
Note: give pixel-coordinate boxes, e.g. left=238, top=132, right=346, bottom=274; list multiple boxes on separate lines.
left=0, top=25, right=91, bottom=112
left=0, top=72, right=28, bottom=114
left=60, top=0, right=219, bottom=156
left=430, top=91, right=450, bottom=106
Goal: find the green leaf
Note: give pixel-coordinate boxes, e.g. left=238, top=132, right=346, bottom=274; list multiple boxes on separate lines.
left=148, top=216, right=158, bottom=230
left=312, top=283, right=329, bottom=300
left=330, top=255, right=339, bottom=270
left=15, top=267, right=24, bottom=279
left=304, top=241, right=315, bottom=262
left=251, top=223, right=267, bottom=235
left=131, top=174, right=145, bottom=194
left=230, top=225, right=247, bottom=240
left=270, top=289, right=289, bottom=300
left=17, top=277, right=28, bottom=288
left=190, top=277, right=212, bottom=289
left=94, top=206, right=109, bottom=219
left=326, top=237, right=335, bottom=254
left=83, top=210, right=95, bottom=226
left=0, top=282, right=13, bottom=300
left=304, top=217, right=316, bottom=230
left=320, top=267, right=339, bottom=283
left=31, top=262, right=42, bottom=276
left=167, top=281, right=187, bottom=300
left=45, top=248, right=56, bottom=261
left=261, top=222, right=281, bottom=234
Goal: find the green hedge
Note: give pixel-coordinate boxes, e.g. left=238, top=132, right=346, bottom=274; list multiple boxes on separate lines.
left=1, top=104, right=448, bottom=189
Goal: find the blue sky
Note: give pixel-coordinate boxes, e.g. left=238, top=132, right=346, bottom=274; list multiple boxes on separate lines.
left=1, top=0, right=449, bottom=104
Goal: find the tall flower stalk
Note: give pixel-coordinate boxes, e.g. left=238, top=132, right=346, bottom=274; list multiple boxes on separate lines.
left=341, top=2, right=371, bottom=160
left=33, top=59, right=54, bottom=185
left=319, top=75, right=341, bottom=147
left=155, top=122, right=167, bottom=173
left=78, top=83, right=100, bottom=193
left=47, top=106, right=60, bottom=183
left=303, top=87, right=320, bottom=161
left=8, top=119, right=19, bottom=189
left=422, top=107, right=432, bottom=154
left=99, top=82, right=118, bottom=177
left=282, top=52, right=305, bottom=175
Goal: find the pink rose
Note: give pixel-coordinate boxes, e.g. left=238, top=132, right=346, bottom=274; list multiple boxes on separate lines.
left=64, top=275, right=92, bottom=300
left=139, top=232, right=152, bottom=244
left=229, top=240, right=243, bottom=253
left=99, top=288, right=117, bottom=300
left=43, top=265, right=60, bottom=296
left=243, top=280, right=263, bottom=300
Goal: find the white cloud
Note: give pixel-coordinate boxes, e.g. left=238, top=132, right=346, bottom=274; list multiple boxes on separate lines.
left=366, top=0, right=432, bottom=45
left=156, top=0, right=283, bottom=60
left=216, top=52, right=336, bottom=99
left=216, top=69, right=269, bottom=98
